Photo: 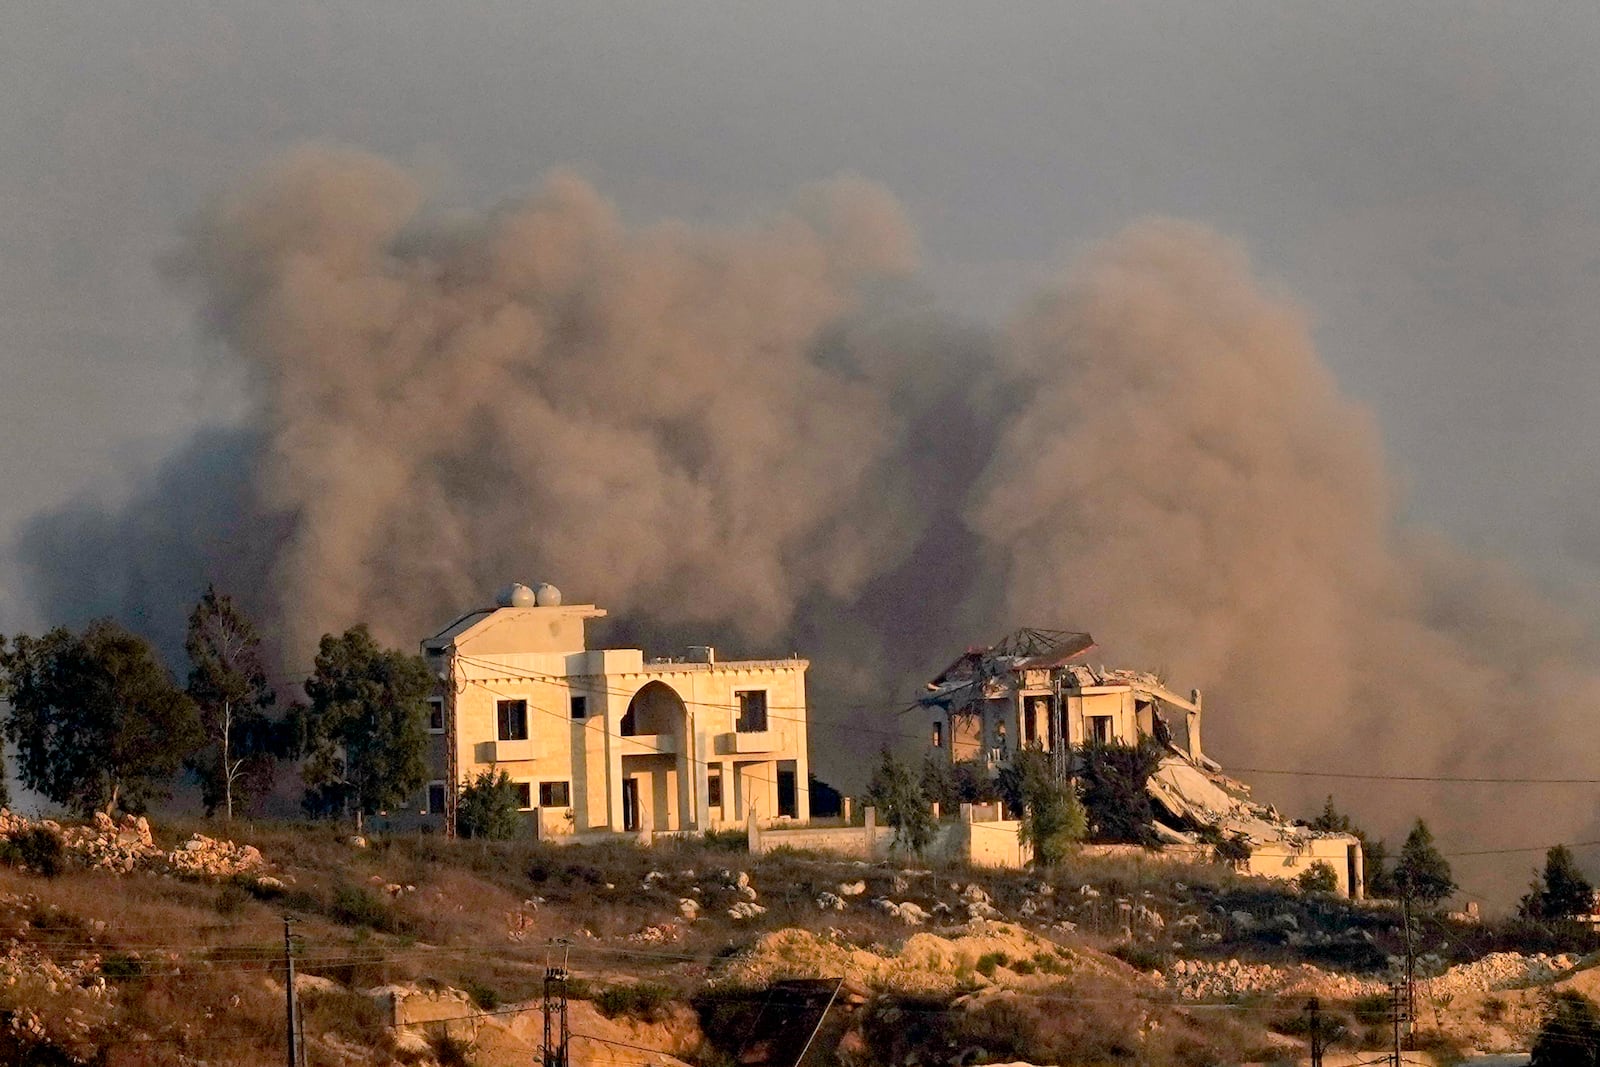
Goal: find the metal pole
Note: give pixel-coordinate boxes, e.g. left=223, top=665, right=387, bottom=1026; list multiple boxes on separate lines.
left=1401, top=888, right=1416, bottom=1049
left=1390, top=983, right=1402, bottom=1067
left=283, top=916, right=298, bottom=1067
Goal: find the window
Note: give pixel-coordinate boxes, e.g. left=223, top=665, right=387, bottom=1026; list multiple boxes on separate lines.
left=497, top=699, right=529, bottom=741
left=427, top=782, right=447, bottom=816
left=428, top=697, right=444, bottom=733
left=1090, top=715, right=1112, bottom=745
left=539, top=781, right=571, bottom=808
left=777, top=766, right=798, bottom=819
left=736, top=690, right=768, bottom=733
left=707, top=771, right=723, bottom=808
left=512, top=782, right=533, bottom=810
left=931, top=721, right=944, bottom=748
left=570, top=695, right=588, bottom=720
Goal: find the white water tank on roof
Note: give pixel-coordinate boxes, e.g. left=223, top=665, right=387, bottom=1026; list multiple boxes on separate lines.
left=533, top=582, right=562, bottom=607
left=496, top=583, right=537, bottom=608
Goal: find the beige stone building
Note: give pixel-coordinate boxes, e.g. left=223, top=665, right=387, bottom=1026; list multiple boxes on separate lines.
left=416, top=583, right=811, bottom=838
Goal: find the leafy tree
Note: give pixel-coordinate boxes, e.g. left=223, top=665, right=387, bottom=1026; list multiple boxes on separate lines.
left=921, top=755, right=1001, bottom=817
left=1076, top=738, right=1164, bottom=845
left=184, top=587, right=281, bottom=820
left=1520, top=845, right=1596, bottom=923
left=1394, top=819, right=1455, bottom=906
left=1531, top=990, right=1600, bottom=1067
left=297, top=625, right=433, bottom=832
left=864, top=748, right=936, bottom=855
left=0, top=620, right=200, bottom=814
left=456, top=770, right=524, bottom=840
left=1297, top=861, right=1339, bottom=895
left=997, top=747, right=1085, bottom=866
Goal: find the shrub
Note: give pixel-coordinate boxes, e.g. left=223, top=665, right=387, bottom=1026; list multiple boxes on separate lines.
left=456, top=770, right=524, bottom=841
left=1297, top=862, right=1339, bottom=895
left=0, top=826, right=65, bottom=878
left=975, top=951, right=1009, bottom=977
left=464, top=978, right=500, bottom=1011
left=331, top=885, right=401, bottom=932
left=594, top=983, right=673, bottom=1022
left=1076, top=740, right=1164, bottom=845
left=701, top=828, right=747, bottom=852
left=101, top=953, right=144, bottom=980
left=1212, top=833, right=1252, bottom=869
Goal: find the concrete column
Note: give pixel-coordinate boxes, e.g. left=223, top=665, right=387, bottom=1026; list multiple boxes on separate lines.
left=605, top=691, right=624, bottom=831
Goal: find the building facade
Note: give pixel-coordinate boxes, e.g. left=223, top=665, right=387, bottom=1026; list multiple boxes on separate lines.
left=417, top=583, right=811, bottom=838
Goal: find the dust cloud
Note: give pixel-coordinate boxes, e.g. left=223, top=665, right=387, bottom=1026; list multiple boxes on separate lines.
left=19, top=148, right=1600, bottom=894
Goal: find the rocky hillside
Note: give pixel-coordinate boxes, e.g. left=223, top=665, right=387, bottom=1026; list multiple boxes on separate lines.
left=0, top=811, right=1589, bottom=1066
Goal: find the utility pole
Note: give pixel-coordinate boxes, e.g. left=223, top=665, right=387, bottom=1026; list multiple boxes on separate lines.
left=1305, top=997, right=1323, bottom=1067
left=1401, top=887, right=1417, bottom=1050
left=542, top=954, right=570, bottom=1067
left=1389, top=981, right=1405, bottom=1067
left=283, top=916, right=299, bottom=1067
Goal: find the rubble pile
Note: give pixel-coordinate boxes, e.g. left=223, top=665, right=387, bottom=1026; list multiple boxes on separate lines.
left=0, top=809, right=267, bottom=882
left=1161, top=951, right=1584, bottom=1002
left=1425, top=952, right=1580, bottom=997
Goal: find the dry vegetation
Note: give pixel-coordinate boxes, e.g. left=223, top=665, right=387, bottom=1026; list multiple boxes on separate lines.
left=0, top=816, right=1541, bottom=1066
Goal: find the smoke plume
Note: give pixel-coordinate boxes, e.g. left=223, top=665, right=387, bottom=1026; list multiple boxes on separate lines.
left=19, top=146, right=1600, bottom=899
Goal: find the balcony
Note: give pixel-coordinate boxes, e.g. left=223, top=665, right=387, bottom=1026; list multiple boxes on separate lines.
left=715, top=730, right=778, bottom=755
left=618, top=733, right=676, bottom=758
left=479, top=738, right=535, bottom=763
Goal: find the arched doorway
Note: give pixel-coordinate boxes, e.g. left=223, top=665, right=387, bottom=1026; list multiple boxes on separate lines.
left=619, top=681, right=691, bottom=832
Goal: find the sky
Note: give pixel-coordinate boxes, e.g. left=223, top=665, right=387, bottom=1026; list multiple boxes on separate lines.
left=4, top=4, right=1600, bottom=881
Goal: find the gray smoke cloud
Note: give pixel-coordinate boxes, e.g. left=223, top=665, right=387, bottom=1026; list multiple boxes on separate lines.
left=19, top=147, right=1600, bottom=899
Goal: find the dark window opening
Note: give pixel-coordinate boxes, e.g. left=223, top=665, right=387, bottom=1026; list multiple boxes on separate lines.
left=931, top=720, right=944, bottom=748
left=777, top=767, right=798, bottom=819
left=428, top=698, right=444, bottom=732
left=622, top=779, right=641, bottom=832
left=736, top=690, right=768, bottom=733
left=539, top=781, right=571, bottom=808
left=497, top=699, right=529, bottom=741
left=427, top=783, right=446, bottom=815
left=620, top=707, right=637, bottom=736
left=512, top=782, right=532, bottom=810
left=1090, top=715, right=1112, bottom=745
left=570, top=695, right=588, bottom=720
left=707, top=772, right=723, bottom=808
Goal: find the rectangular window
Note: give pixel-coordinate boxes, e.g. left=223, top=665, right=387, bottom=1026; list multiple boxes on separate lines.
left=428, top=697, right=444, bottom=733
left=736, top=690, right=768, bottom=733
left=931, top=720, right=944, bottom=748
left=497, top=699, right=529, bottom=741
left=539, top=781, right=571, bottom=808
left=570, top=695, right=588, bottom=720
left=707, top=771, right=723, bottom=808
left=512, top=782, right=533, bottom=810
left=1090, top=715, right=1112, bottom=745
left=427, top=782, right=447, bottom=816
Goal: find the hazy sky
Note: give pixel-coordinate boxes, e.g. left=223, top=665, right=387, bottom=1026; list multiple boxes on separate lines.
left=5, top=6, right=1600, bottom=822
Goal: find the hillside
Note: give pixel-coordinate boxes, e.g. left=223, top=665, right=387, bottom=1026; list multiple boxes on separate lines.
left=0, top=812, right=1589, bottom=1066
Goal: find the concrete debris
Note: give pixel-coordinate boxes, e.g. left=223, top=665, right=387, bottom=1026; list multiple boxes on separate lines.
left=816, top=892, right=845, bottom=911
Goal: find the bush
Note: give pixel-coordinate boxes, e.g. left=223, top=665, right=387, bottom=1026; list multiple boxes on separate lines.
left=1077, top=740, right=1164, bottom=845
left=0, top=827, right=65, bottom=878
left=457, top=770, right=524, bottom=841
left=594, top=983, right=673, bottom=1022
left=331, top=885, right=403, bottom=932
left=463, top=978, right=500, bottom=1011
left=701, top=828, right=747, bottom=852
left=1297, top=862, right=1339, bottom=895
left=975, top=951, right=1009, bottom=977
left=1212, top=834, right=1252, bottom=869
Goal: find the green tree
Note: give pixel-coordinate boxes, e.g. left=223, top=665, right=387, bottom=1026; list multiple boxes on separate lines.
left=456, top=770, right=524, bottom=840
left=1520, top=845, right=1596, bottom=923
left=1076, top=738, right=1164, bottom=845
left=0, top=620, right=200, bottom=814
left=298, top=625, right=433, bottom=832
left=1531, top=990, right=1600, bottom=1067
left=997, top=747, right=1085, bottom=866
left=1307, top=795, right=1391, bottom=897
left=1394, top=819, right=1455, bottom=906
left=864, top=748, right=936, bottom=856
left=184, top=587, right=280, bottom=820
left=1297, top=861, right=1339, bottom=895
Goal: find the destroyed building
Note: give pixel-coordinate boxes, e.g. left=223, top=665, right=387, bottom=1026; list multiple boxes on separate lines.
left=920, top=629, right=1365, bottom=897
